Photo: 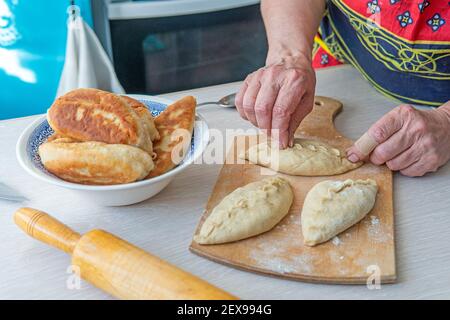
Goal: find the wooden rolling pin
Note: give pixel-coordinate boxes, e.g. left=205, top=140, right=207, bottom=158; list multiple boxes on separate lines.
left=14, top=207, right=237, bottom=300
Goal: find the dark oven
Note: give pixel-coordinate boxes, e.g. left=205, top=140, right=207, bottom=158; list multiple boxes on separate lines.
left=93, top=0, right=268, bottom=94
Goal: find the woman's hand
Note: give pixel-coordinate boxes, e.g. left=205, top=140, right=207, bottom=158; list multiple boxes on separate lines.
left=236, top=0, right=325, bottom=148
left=347, top=103, right=450, bottom=177
left=235, top=56, right=316, bottom=149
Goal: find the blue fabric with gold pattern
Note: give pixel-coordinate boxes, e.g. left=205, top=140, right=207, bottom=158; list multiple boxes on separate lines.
left=319, top=0, right=450, bottom=106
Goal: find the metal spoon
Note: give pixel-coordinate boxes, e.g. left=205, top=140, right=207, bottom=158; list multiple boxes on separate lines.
left=197, top=93, right=237, bottom=108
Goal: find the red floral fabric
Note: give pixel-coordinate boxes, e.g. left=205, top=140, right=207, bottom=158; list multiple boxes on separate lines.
left=343, top=0, right=449, bottom=42
left=312, top=46, right=343, bottom=69
left=312, top=0, right=450, bottom=69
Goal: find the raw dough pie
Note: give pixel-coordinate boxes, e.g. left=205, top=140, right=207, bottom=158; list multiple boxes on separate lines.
left=301, top=179, right=378, bottom=246
left=241, top=138, right=362, bottom=176
left=194, top=177, right=293, bottom=244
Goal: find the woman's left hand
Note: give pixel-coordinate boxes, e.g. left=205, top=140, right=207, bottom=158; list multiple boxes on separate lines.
left=346, top=102, right=450, bottom=177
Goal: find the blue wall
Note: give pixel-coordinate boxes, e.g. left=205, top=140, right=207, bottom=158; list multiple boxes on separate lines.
left=0, top=0, right=93, bottom=120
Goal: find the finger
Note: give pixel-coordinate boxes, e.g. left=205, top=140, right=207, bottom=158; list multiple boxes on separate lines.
left=287, top=92, right=313, bottom=147
left=346, top=133, right=378, bottom=162
left=385, top=145, right=421, bottom=171
left=271, top=84, right=304, bottom=149
left=369, top=127, right=415, bottom=165
left=401, top=150, right=442, bottom=176
left=254, top=82, right=278, bottom=133
left=346, top=145, right=366, bottom=163
left=242, top=74, right=262, bottom=126
left=347, top=105, right=406, bottom=162
left=235, top=80, right=248, bottom=120
left=400, top=160, right=426, bottom=177
left=367, top=107, right=405, bottom=144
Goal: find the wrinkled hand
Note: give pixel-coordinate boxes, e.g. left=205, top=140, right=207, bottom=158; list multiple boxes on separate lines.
left=235, top=58, right=316, bottom=149
left=347, top=103, right=450, bottom=177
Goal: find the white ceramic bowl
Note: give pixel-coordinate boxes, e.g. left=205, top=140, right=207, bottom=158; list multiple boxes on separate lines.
left=16, top=95, right=209, bottom=206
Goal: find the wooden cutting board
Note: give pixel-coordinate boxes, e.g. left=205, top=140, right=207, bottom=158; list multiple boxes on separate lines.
left=190, top=96, right=396, bottom=284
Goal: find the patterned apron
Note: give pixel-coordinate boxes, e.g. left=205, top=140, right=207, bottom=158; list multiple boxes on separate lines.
left=312, top=0, right=450, bottom=106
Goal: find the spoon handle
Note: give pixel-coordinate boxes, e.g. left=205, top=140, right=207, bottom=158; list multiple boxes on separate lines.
left=196, top=102, right=218, bottom=107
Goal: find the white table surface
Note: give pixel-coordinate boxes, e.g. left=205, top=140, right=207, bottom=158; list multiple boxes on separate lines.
left=1, top=65, right=449, bottom=300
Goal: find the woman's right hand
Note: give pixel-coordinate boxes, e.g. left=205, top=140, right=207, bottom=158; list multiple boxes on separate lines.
left=235, top=55, right=316, bottom=149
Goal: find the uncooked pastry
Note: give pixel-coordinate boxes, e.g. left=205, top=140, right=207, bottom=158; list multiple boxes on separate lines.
left=194, top=177, right=293, bottom=244
left=241, top=138, right=362, bottom=176
left=301, top=179, right=378, bottom=246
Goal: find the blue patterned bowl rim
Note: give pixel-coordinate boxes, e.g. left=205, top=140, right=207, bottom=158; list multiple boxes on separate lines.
left=16, top=95, right=209, bottom=190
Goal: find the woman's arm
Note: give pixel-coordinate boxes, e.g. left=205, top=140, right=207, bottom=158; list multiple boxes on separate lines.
left=235, top=0, right=326, bottom=148
left=263, top=0, right=326, bottom=65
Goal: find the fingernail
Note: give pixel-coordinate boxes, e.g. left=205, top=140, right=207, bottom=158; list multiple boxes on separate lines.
left=288, top=140, right=294, bottom=148
left=348, top=154, right=359, bottom=163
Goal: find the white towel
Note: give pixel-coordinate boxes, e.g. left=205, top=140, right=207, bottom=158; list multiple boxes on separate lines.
left=56, top=11, right=124, bottom=97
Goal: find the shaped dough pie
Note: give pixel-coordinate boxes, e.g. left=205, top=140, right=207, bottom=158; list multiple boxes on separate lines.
left=147, top=96, right=196, bottom=178
left=194, top=177, right=293, bottom=244
left=241, top=138, right=362, bottom=176
left=120, top=95, right=160, bottom=142
left=301, top=179, right=378, bottom=246
left=39, top=138, right=154, bottom=185
left=48, top=88, right=155, bottom=154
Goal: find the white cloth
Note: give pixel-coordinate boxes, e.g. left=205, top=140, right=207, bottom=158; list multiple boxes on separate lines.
left=56, top=15, right=125, bottom=97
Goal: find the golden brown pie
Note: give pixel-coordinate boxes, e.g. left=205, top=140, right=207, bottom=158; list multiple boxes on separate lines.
left=39, top=138, right=154, bottom=185
left=147, top=96, right=196, bottom=178
left=47, top=88, right=155, bottom=154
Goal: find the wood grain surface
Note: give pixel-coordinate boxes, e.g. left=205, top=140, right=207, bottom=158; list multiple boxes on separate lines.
left=190, top=96, right=396, bottom=284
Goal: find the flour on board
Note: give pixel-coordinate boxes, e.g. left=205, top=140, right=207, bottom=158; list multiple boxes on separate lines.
left=332, top=236, right=341, bottom=246
left=249, top=240, right=313, bottom=274
left=365, top=215, right=390, bottom=243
